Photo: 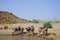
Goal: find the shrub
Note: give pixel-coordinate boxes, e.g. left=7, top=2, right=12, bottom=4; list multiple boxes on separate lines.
left=4, top=26, right=8, bottom=29
left=10, top=13, right=13, bottom=15
left=43, top=22, right=52, bottom=28
left=32, top=19, right=39, bottom=23
left=28, top=20, right=31, bottom=22
left=52, top=33, right=56, bottom=36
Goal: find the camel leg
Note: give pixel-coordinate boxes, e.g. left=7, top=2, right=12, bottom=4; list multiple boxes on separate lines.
left=32, top=31, right=34, bottom=36
left=39, top=32, right=41, bottom=37
left=37, top=31, right=41, bottom=37
left=28, top=31, right=29, bottom=36
left=27, top=31, right=30, bottom=36
left=42, top=32, right=46, bottom=38
left=31, top=31, right=34, bottom=36
left=30, top=31, right=32, bottom=36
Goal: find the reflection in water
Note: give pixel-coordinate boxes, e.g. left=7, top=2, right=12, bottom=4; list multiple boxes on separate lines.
left=0, top=35, right=49, bottom=40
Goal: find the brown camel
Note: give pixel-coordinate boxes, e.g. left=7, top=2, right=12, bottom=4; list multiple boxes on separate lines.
left=38, top=27, right=43, bottom=37
left=38, top=27, right=48, bottom=37
left=0, top=27, right=2, bottom=30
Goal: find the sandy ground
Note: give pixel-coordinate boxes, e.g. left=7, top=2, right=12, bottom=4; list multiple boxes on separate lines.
left=46, top=34, right=60, bottom=40
left=0, top=23, right=60, bottom=39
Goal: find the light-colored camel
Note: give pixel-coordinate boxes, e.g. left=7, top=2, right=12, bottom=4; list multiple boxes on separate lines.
left=30, top=26, right=34, bottom=36
left=12, top=26, right=24, bottom=35
left=25, top=27, right=31, bottom=36
left=25, top=26, right=34, bottom=36
left=20, top=27, right=24, bottom=34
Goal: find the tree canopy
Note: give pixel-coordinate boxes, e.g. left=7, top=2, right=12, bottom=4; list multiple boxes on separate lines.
left=43, top=22, right=52, bottom=28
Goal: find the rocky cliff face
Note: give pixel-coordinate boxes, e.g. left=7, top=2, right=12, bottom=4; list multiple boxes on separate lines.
left=0, top=11, right=27, bottom=24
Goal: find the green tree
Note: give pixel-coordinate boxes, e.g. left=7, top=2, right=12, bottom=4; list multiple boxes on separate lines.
left=43, top=22, right=52, bottom=28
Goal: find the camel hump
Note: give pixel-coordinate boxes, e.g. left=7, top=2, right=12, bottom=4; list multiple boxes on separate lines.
left=30, top=26, right=34, bottom=29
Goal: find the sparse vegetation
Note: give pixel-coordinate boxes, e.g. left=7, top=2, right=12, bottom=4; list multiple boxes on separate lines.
left=31, top=19, right=39, bottom=23
left=4, top=26, right=8, bottom=29
left=52, top=33, right=56, bottom=36
left=28, top=20, right=32, bottom=22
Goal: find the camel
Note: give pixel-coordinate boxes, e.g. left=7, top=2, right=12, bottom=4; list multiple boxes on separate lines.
left=38, top=27, right=48, bottom=37
left=25, top=27, right=31, bottom=36
left=38, top=27, right=44, bottom=37
left=12, top=26, right=24, bottom=35
left=41, top=28, right=48, bottom=37
left=20, top=27, right=24, bottom=34
left=12, top=27, right=18, bottom=35
left=30, top=26, right=34, bottom=36
left=25, top=26, right=34, bottom=36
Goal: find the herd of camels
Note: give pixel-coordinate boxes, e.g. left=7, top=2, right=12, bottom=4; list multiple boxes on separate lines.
left=13, top=26, right=48, bottom=37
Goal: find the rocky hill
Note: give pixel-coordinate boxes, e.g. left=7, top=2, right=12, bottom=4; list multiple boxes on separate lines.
left=0, top=11, right=27, bottom=24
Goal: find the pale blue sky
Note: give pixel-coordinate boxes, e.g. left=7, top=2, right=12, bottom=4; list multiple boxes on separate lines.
left=0, top=0, right=60, bottom=20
